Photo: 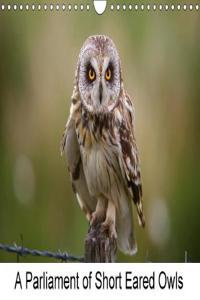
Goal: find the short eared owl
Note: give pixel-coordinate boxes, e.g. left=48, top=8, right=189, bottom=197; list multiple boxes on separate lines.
left=61, top=35, right=145, bottom=255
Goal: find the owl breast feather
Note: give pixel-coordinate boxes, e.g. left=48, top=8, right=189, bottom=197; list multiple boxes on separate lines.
left=81, top=137, right=121, bottom=198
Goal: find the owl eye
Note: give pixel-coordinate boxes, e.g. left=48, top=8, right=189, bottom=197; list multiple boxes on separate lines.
left=88, top=67, right=96, bottom=82
left=105, top=67, right=112, bottom=81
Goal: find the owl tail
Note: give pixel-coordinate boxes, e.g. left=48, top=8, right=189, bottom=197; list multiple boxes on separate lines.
left=116, top=202, right=137, bottom=256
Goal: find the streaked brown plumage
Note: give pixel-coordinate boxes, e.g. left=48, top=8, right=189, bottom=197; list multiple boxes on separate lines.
left=61, top=35, right=145, bottom=255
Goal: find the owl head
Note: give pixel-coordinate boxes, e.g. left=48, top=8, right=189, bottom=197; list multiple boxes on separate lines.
left=76, top=35, right=122, bottom=114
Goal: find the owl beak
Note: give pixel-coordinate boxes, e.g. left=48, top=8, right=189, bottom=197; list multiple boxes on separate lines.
left=99, top=82, right=103, bottom=104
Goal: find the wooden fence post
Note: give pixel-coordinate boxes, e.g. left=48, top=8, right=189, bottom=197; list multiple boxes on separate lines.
left=84, top=223, right=117, bottom=262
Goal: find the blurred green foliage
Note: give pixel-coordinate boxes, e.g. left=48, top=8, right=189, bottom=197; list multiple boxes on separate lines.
left=0, top=2, right=199, bottom=262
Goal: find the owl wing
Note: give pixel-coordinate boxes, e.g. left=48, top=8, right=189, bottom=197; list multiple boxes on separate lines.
left=61, top=100, right=95, bottom=221
left=117, top=94, right=145, bottom=227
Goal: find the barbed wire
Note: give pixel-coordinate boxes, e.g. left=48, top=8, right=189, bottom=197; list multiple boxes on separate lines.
left=0, top=242, right=191, bottom=263
left=0, top=243, right=84, bottom=262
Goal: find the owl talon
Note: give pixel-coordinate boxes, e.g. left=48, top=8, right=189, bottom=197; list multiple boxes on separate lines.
left=101, top=221, right=117, bottom=240
left=90, top=211, right=105, bottom=226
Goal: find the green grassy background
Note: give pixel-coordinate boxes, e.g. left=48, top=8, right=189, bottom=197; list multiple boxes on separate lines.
left=0, top=2, right=199, bottom=262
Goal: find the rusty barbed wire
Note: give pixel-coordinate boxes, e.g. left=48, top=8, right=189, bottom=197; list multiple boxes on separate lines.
left=0, top=243, right=84, bottom=262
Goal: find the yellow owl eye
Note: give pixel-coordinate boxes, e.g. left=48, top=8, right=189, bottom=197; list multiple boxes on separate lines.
left=88, top=68, right=96, bottom=82
left=105, top=68, right=112, bottom=81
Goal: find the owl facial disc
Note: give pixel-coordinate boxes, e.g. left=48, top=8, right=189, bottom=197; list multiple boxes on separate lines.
left=77, top=35, right=121, bottom=114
